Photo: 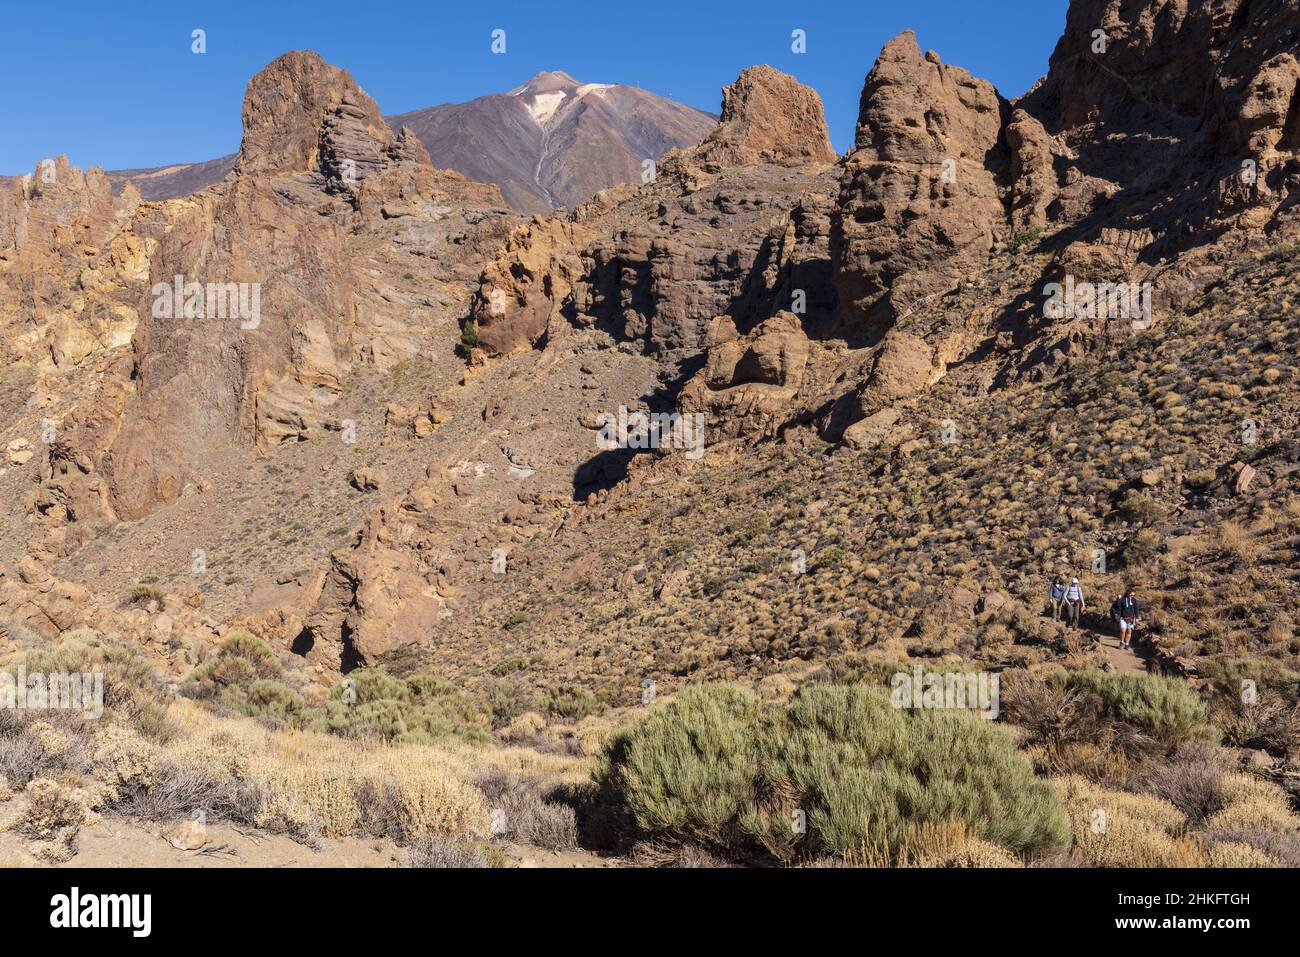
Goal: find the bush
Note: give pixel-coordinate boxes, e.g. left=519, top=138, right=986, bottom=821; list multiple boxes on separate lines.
left=404, top=832, right=491, bottom=868
left=594, top=684, right=761, bottom=847
left=595, top=682, right=1069, bottom=862
left=1117, top=491, right=1165, bottom=526
left=1144, top=748, right=1225, bottom=825
left=1206, top=774, right=1300, bottom=832
left=475, top=769, right=579, bottom=850
left=188, top=633, right=282, bottom=692
left=1008, top=227, right=1044, bottom=254
left=129, top=584, right=164, bottom=605
left=323, top=670, right=491, bottom=746
left=1053, top=670, right=1215, bottom=748
left=548, top=685, right=598, bottom=721
left=1058, top=775, right=1200, bottom=867
left=1122, top=528, right=1164, bottom=568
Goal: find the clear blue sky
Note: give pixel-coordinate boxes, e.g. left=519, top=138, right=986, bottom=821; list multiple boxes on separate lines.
left=1, top=0, right=1070, bottom=175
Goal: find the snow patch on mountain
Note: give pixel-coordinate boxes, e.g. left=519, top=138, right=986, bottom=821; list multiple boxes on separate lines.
left=525, top=92, right=567, bottom=124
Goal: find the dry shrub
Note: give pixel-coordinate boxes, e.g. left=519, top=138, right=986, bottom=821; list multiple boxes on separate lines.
left=114, top=757, right=259, bottom=825
left=0, top=733, right=49, bottom=788
left=847, top=820, right=1024, bottom=868
left=1202, top=828, right=1300, bottom=867
left=1216, top=521, right=1260, bottom=564
left=1202, top=841, right=1282, bottom=868
left=162, top=700, right=489, bottom=843
left=668, top=843, right=733, bottom=868
left=1142, top=747, right=1226, bottom=825
left=1057, top=775, right=1201, bottom=867
left=1205, top=774, right=1300, bottom=832
left=92, top=725, right=160, bottom=796
left=403, top=832, right=491, bottom=868
left=475, top=768, right=578, bottom=850
left=17, top=776, right=104, bottom=862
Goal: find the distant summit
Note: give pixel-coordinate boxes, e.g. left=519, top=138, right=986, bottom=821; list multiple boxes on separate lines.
left=390, top=71, right=716, bottom=212
left=83, top=67, right=715, bottom=213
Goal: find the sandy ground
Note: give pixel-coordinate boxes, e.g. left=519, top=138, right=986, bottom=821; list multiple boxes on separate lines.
left=0, top=816, right=618, bottom=868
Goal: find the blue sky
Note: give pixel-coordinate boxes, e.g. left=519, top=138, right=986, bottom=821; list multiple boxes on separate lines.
left=1, top=0, right=1070, bottom=175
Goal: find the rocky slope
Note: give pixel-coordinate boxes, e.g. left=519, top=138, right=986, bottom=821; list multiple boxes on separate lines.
left=0, top=0, right=1298, bottom=715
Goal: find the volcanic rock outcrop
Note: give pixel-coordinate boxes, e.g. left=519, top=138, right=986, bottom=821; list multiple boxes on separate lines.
left=469, top=217, right=594, bottom=358
left=14, top=50, right=520, bottom=564
left=6, top=0, right=1300, bottom=685
left=672, top=65, right=839, bottom=171
left=831, top=31, right=1010, bottom=333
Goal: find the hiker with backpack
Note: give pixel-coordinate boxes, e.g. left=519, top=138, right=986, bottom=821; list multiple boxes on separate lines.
left=1115, top=588, right=1140, bottom=650
left=1048, top=575, right=1067, bottom=620
left=1064, top=577, right=1085, bottom=629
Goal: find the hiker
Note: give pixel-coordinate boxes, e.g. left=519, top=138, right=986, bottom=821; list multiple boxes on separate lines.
left=1115, top=588, right=1140, bottom=650
left=1064, top=577, right=1085, bottom=629
left=1049, top=575, right=1067, bottom=620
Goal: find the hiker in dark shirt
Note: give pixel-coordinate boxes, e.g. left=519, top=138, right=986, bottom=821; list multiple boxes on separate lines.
left=1048, top=575, right=1067, bottom=620
left=1115, top=588, right=1140, bottom=650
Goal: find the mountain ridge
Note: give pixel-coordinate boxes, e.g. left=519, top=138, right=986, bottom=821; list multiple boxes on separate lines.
left=0, top=69, right=716, bottom=213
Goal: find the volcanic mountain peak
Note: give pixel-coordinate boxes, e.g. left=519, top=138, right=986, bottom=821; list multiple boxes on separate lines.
left=508, top=71, right=621, bottom=125
left=390, top=71, right=715, bottom=212
left=508, top=70, right=584, bottom=95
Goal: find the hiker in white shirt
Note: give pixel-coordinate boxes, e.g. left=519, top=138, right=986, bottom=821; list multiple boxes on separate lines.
left=1064, top=578, right=1085, bottom=629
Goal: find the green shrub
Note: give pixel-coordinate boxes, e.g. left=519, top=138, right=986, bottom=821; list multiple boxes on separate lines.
left=595, top=682, right=1070, bottom=862
left=1117, top=491, right=1165, bottom=526
left=322, top=670, right=491, bottom=745
left=739, top=512, right=770, bottom=543
left=594, top=684, right=761, bottom=845
left=1008, top=227, right=1044, bottom=254
left=338, top=669, right=410, bottom=706
left=129, top=584, right=164, bottom=604
left=240, top=680, right=307, bottom=724
left=548, top=685, right=598, bottom=721
left=1053, top=670, right=1215, bottom=747
left=490, top=655, right=528, bottom=677
left=817, top=546, right=844, bottom=569
left=461, top=320, right=478, bottom=349
left=1198, top=658, right=1300, bottom=700
left=187, top=632, right=282, bottom=692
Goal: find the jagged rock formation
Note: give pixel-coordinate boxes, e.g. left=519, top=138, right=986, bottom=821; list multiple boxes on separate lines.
left=1020, top=0, right=1300, bottom=246
left=469, top=217, right=594, bottom=358
left=572, top=66, right=840, bottom=366
left=678, top=312, right=812, bottom=439
left=0, top=158, right=143, bottom=371
left=831, top=31, right=1010, bottom=333
left=672, top=65, right=838, bottom=170
left=290, top=65, right=843, bottom=665
left=7, top=51, right=520, bottom=571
